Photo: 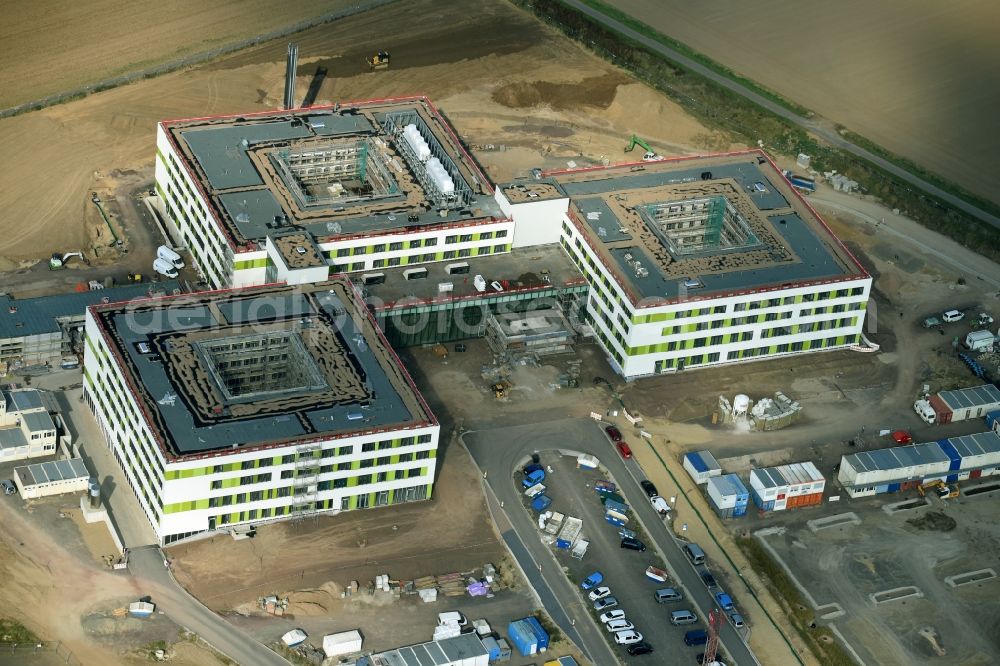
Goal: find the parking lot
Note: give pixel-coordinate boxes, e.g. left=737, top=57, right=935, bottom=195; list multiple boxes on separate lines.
left=757, top=487, right=1000, bottom=664
left=519, top=454, right=696, bottom=658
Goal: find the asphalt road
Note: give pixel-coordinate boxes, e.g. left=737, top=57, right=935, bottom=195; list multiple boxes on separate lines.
left=129, top=546, right=292, bottom=666
left=464, top=418, right=757, bottom=666
left=560, top=0, right=1000, bottom=231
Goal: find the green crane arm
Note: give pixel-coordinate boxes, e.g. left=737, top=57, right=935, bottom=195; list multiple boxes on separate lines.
left=624, top=134, right=653, bottom=153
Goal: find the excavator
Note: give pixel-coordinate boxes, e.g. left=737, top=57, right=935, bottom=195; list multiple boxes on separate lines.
left=367, top=51, right=390, bottom=70
left=624, top=134, right=662, bottom=161
left=918, top=480, right=959, bottom=499
left=49, top=251, right=89, bottom=270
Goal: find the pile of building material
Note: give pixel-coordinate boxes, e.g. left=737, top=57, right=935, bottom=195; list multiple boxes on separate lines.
left=824, top=171, right=859, bottom=193
left=751, top=391, right=803, bottom=431
left=258, top=595, right=289, bottom=616
left=436, top=572, right=467, bottom=597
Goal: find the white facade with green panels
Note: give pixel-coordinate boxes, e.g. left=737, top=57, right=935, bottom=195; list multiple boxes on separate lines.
left=83, top=310, right=439, bottom=545
left=155, top=126, right=234, bottom=290
left=558, top=213, right=871, bottom=379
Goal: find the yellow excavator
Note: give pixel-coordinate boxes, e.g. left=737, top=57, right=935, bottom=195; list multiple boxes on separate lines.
left=918, top=480, right=959, bottom=499
left=367, top=51, right=390, bottom=70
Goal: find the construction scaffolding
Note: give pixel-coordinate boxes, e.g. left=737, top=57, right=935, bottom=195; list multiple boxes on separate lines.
left=485, top=309, right=575, bottom=358
left=641, top=195, right=760, bottom=257
left=271, top=137, right=399, bottom=208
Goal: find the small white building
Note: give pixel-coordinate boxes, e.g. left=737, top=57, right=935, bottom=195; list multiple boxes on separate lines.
left=683, top=450, right=722, bottom=485
left=934, top=384, right=1000, bottom=423
left=14, top=458, right=90, bottom=499
left=964, top=330, right=995, bottom=352
left=750, top=462, right=825, bottom=511
left=0, top=389, right=58, bottom=462
left=323, top=630, right=362, bottom=658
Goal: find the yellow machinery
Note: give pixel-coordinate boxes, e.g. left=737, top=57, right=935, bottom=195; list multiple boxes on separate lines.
left=918, top=480, right=959, bottom=499
left=367, top=51, right=390, bottom=70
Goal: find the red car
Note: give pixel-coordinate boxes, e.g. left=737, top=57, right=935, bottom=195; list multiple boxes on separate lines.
left=891, top=430, right=913, bottom=445
left=605, top=426, right=622, bottom=442
left=616, top=441, right=633, bottom=459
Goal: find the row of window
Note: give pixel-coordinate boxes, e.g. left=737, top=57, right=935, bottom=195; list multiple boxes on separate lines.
left=328, top=230, right=509, bottom=259
left=205, top=467, right=427, bottom=507
left=654, top=335, right=859, bottom=370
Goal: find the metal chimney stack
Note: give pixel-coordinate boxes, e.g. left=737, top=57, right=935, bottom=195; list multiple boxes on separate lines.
left=284, top=43, right=299, bottom=110
left=88, top=479, right=101, bottom=509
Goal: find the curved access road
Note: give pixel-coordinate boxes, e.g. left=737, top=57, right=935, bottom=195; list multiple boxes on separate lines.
left=129, top=546, right=292, bottom=666
left=464, top=418, right=759, bottom=666
left=560, top=0, right=1000, bottom=231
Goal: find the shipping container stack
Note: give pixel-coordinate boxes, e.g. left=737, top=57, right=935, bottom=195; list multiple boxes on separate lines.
left=706, top=473, right=750, bottom=519
left=750, top=462, right=825, bottom=511
left=836, top=431, right=1000, bottom=498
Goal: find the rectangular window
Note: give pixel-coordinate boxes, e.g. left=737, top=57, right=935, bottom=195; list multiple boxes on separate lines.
left=362, top=442, right=376, bottom=452
left=460, top=234, right=473, bottom=242
left=496, top=230, right=508, bottom=238
left=445, top=235, right=458, bottom=244
left=373, top=243, right=386, bottom=252
left=336, top=248, right=350, bottom=257
left=389, top=242, right=403, bottom=251
left=424, top=237, right=437, bottom=247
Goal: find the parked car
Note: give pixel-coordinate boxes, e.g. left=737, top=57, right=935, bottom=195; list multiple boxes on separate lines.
left=588, top=586, right=611, bottom=601
left=697, top=654, right=726, bottom=665
left=581, top=572, right=603, bottom=590
left=684, top=629, right=708, bottom=646
left=614, top=630, right=643, bottom=645
left=599, top=609, right=626, bottom=623
left=715, top=592, right=735, bottom=611
left=701, top=572, right=718, bottom=589
left=640, top=480, right=659, bottom=497
left=627, top=642, right=654, bottom=656
left=620, top=537, right=646, bottom=551
left=616, top=441, right=633, bottom=459
left=1, top=480, right=15, bottom=496
left=593, top=596, right=619, bottom=611
left=605, top=619, right=635, bottom=633
left=728, top=611, right=745, bottom=628
left=605, top=425, right=622, bottom=442
left=523, top=463, right=543, bottom=476
left=891, top=430, right=913, bottom=444
left=650, top=495, right=671, bottom=514
left=654, top=587, right=683, bottom=603
left=942, top=309, right=965, bottom=323
left=669, top=610, right=697, bottom=626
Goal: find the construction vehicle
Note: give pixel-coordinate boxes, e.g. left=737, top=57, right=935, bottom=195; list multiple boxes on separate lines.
left=367, top=51, right=390, bottom=70
left=624, top=134, right=661, bottom=161
left=491, top=381, right=510, bottom=399
left=127, top=272, right=142, bottom=283
left=49, top=251, right=88, bottom=270
left=918, top=480, right=959, bottom=499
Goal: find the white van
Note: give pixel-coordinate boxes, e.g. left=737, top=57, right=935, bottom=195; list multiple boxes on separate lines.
left=913, top=399, right=936, bottom=425
left=437, top=611, right=467, bottom=627
left=157, top=245, right=185, bottom=269
left=942, top=310, right=964, bottom=323
left=153, top=258, right=179, bottom=278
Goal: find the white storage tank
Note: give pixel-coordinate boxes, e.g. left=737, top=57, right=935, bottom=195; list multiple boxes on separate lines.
left=402, top=123, right=431, bottom=161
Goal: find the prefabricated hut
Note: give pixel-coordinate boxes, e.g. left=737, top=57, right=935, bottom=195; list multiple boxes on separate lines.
left=750, top=462, right=825, bottom=511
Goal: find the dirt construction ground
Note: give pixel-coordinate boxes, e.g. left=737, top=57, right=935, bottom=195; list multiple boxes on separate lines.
left=605, top=0, right=1000, bottom=206
left=0, top=0, right=729, bottom=274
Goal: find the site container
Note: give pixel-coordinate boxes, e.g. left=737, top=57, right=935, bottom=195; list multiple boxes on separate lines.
left=937, top=431, right=1000, bottom=472
left=935, top=385, right=1000, bottom=422
left=929, top=394, right=953, bottom=424
left=602, top=498, right=628, bottom=514
left=706, top=474, right=749, bottom=519
left=986, top=410, right=1000, bottom=432
left=507, top=620, right=537, bottom=656
left=481, top=636, right=502, bottom=661
left=683, top=450, right=722, bottom=485
left=750, top=462, right=824, bottom=511
left=594, top=480, right=617, bottom=496
left=523, top=616, right=550, bottom=649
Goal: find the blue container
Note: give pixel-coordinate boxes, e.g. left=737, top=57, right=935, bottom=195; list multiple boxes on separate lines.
left=887, top=483, right=901, bottom=493
left=523, top=616, right=550, bottom=649
left=481, top=636, right=501, bottom=661
left=507, top=620, right=537, bottom=656
left=946, top=474, right=959, bottom=483
left=875, top=484, right=889, bottom=494
left=603, top=499, right=628, bottom=514
left=605, top=513, right=626, bottom=526
left=732, top=504, right=748, bottom=517
left=986, top=410, right=1000, bottom=430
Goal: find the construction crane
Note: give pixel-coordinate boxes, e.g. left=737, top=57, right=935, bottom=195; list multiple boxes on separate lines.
left=703, top=608, right=721, bottom=665
left=367, top=50, right=390, bottom=70
left=624, top=134, right=662, bottom=161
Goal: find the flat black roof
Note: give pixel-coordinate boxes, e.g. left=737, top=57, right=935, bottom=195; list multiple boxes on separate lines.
left=162, top=98, right=502, bottom=250
left=540, top=152, right=866, bottom=303
left=90, top=280, right=433, bottom=459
